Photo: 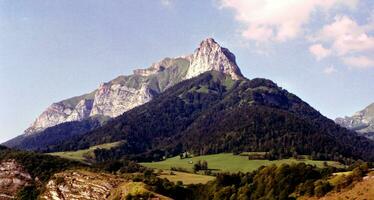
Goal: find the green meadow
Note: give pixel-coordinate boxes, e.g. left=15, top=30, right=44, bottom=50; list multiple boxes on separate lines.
left=141, top=153, right=344, bottom=173
left=48, top=141, right=122, bottom=163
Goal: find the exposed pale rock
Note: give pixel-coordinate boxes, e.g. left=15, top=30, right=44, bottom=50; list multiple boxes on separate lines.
left=89, top=83, right=153, bottom=118
left=0, top=160, right=32, bottom=199
left=24, top=98, right=94, bottom=135
left=186, top=38, right=243, bottom=80
left=40, top=170, right=171, bottom=200
left=24, top=103, right=73, bottom=135
left=66, top=99, right=94, bottom=122
left=336, top=103, right=374, bottom=140
left=40, top=170, right=123, bottom=200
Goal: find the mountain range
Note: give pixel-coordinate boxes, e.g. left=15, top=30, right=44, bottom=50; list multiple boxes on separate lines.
left=4, top=38, right=374, bottom=163
left=336, top=103, right=374, bottom=140
left=47, top=71, right=374, bottom=162
left=23, top=38, right=242, bottom=135
left=4, top=38, right=243, bottom=150
left=2, top=38, right=374, bottom=200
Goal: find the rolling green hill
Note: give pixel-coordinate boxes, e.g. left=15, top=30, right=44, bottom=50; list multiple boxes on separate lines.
left=141, top=153, right=344, bottom=173
left=157, top=170, right=215, bottom=185
left=48, top=141, right=123, bottom=163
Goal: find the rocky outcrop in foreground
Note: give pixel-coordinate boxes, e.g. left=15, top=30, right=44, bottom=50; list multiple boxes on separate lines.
left=0, top=159, right=32, bottom=200
left=41, top=170, right=171, bottom=200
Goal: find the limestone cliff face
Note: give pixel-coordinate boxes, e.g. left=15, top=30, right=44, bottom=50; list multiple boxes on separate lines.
left=336, top=103, right=374, bottom=140
left=186, top=38, right=243, bottom=80
left=0, top=159, right=32, bottom=200
left=23, top=38, right=243, bottom=135
left=24, top=97, right=94, bottom=135
left=89, top=83, right=153, bottom=118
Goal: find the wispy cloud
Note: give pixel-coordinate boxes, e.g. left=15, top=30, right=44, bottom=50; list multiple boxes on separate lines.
left=310, top=15, right=374, bottom=69
left=219, top=0, right=357, bottom=43
left=219, top=0, right=374, bottom=71
left=323, top=65, right=337, bottom=75
left=312, top=15, right=374, bottom=56
left=343, top=56, right=374, bottom=69
left=309, top=44, right=331, bottom=60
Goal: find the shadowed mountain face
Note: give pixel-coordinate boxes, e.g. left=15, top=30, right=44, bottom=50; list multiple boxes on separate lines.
left=23, top=38, right=243, bottom=135
left=336, top=103, right=374, bottom=140
left=46, top=72, right=374, bottom=162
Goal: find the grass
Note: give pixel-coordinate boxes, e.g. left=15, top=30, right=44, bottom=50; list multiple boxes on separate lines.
left=158, top=170, right=215, bottom=185
left=109, top=182, right=171, bottom=200
left=48, top=141, right=123, bottom=163
left=141, top=153, right=344, bottom=173
left=239, top=152, right=267, bottom=156
left=301, top=172, right=374, bottom=200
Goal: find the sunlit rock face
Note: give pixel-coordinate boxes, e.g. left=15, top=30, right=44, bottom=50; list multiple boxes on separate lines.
left=186, top=38, right=243, bottom=80
left=66, top=99, right=94, bottom=122
left=0, top=159, right=32, bottom=200
left=89, top=83, right=153, bottom=118
left=336, top=103, right=374, bottom=140
left=24, top=98, right=94, bottom=135
left=40, top=170, right=172, bottom=200
left=40, top=170, right=123, bottom=200
left=23, top=38, right=243, bottom=135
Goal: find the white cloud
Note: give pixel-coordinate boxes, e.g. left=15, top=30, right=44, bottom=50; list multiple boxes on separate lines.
left=219, top=0, right=357, bottom=43
left=343, top=56, right=374, bottom=69
left=219, top=0, right=374, bottom=71
left=323, top=65, right=337, bottom=75
left=309, top=44, right=331, bottom=60
left=311, top=15, right=374, bottom=69
left=314, top=15, right=374, bottom=56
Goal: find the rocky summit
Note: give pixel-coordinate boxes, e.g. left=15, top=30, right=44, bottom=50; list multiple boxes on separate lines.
left=336, top=103, right=374, bottom=140
left=24, top=38, right=243, bottom=135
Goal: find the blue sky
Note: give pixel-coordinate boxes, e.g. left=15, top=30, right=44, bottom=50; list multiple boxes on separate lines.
left=0, top=0, right=373, bottom=143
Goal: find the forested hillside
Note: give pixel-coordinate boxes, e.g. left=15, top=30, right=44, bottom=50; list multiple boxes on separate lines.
left=45, top=72, right=374, bottom=163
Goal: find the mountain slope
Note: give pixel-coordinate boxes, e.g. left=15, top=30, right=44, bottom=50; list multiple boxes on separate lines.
left=49, top=72, right=374, bottom=162
left=23, top=38, right=243, bottom=135
left=5, top=38, right=244, bottom=150
left=336, top=103, right=374, bottom=140
left=4, top=116, right=106, bottom=151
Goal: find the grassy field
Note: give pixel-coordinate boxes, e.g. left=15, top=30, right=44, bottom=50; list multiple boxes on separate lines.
left=141, top=153, right=344, bottom=173
left=109, top=182, right=172, bottom=200
left=48, top=141, right=123, bottom=163
left=157, top=170, right=215, bottom=185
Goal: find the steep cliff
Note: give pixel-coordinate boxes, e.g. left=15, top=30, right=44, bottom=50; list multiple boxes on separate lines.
left=23, top=38, right=243, bottom=136
left=0, top=159, right=33, bottom=200
left=336, top=103, right=374, bottom=140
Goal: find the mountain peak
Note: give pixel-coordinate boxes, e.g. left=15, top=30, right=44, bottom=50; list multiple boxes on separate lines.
left=186, top=38, right=243, bottom=80
left=18, top=38, right=244, bottom=136
left=199, top=37, right=219, bottom=47
left=336, top=102, right=374, bottom=140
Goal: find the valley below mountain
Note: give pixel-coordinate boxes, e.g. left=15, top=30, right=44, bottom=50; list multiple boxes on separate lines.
left=1, top=145, right=373, bottom=200
left=2, top=38, right=374, bottom=200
